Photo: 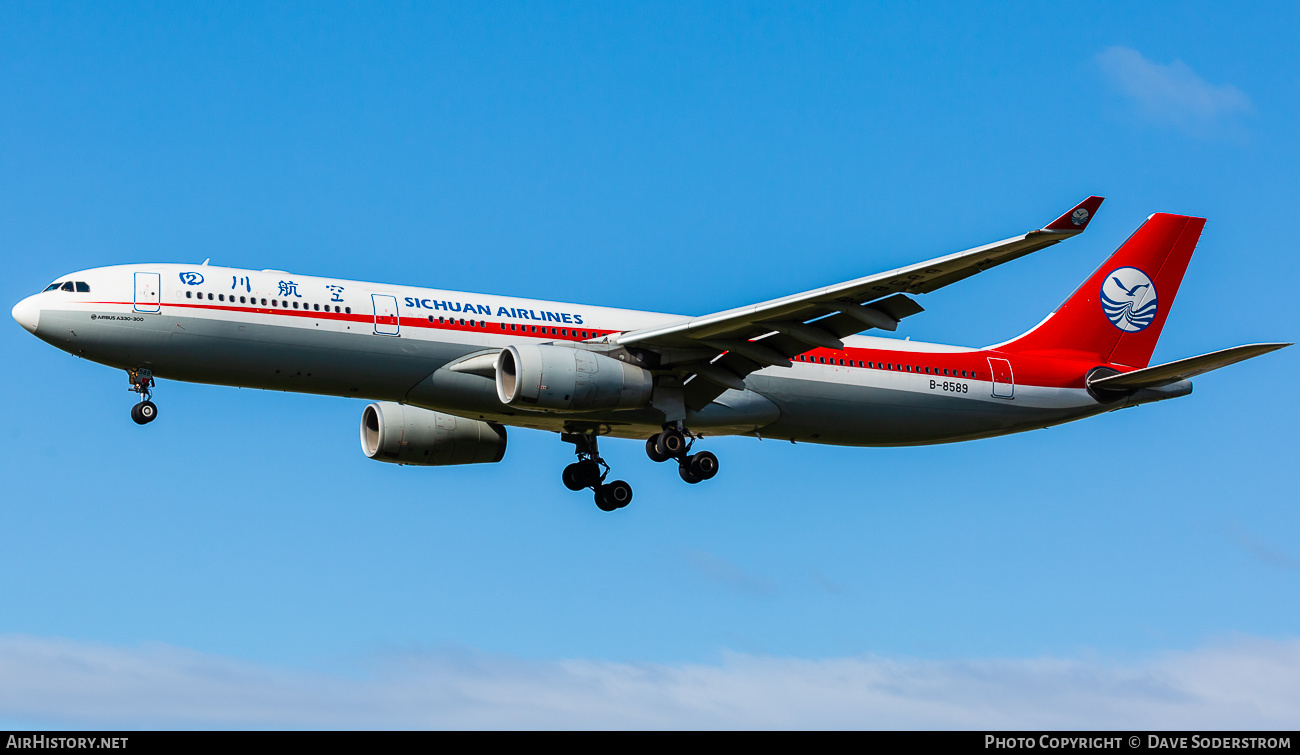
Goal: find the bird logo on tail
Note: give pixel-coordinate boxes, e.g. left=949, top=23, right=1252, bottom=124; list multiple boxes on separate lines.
left=1101, top=267, right=1158, bottom=332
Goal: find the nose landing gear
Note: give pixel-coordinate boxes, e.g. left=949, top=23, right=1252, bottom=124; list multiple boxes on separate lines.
left=127, top=368, right=158, bottom=425
left=561, top=429, right=633, bottom=512
left=646, top=426, right=719, bottom=485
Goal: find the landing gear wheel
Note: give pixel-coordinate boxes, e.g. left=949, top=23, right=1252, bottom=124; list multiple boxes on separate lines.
left=573, top=459, right=601, bottom=488
left=679, top=463, right=702, bottom=484
left=561, top=429, right=622, bottom=499
left=562, top=463, right=585, bottom=491
left=595, top=480, right=633, bottom=511
left=687, top=451, right=719, bottom=481
left=655, top=428, right=686, bottom=458
left=646, top=436, right=672, bottom=463
left=131, top=401, right=158, bottom=425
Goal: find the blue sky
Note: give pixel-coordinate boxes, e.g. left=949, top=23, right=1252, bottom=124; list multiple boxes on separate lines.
left=1, top=2, right=1297, bottom=728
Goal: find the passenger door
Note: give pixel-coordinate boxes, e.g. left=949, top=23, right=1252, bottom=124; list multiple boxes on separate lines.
left=372, top=294, right=400, bottom=336
left=987, top=357, right=1014, bottom=399
left=134, top=272, right=161, bottom=313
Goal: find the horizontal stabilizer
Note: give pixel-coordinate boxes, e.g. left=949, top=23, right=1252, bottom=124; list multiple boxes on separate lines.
left=1088, top=343, right=1291, bottom=391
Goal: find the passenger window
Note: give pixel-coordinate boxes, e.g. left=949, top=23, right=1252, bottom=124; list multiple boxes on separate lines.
left=219, top=294, right=225, bottom=301
left=76, top=282, right=90, bottom=292
left=61, top=282, right=75, bottom=291
left=345, top=307, right=351, bottom=314
left=262, top=298, right=268, bottom=306
left=314, top=303, right=320, bottom=311
left=838, top=359, right=845, bottom=366
left=186, top=291, right=192, bottom=299
left=208, top=293, right=214, bottom=300
left=561, top=329, right=567, bottom=336
left=271, top=300, right=278, bottom=307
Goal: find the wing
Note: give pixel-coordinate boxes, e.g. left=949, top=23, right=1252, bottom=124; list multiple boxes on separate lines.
left=612, top=196, right=1105, bottom=410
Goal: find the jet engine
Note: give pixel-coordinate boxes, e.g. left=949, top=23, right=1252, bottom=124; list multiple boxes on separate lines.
left=495, top=344, right=653, bottom=412
left=360, top=402, right=507, bottom=466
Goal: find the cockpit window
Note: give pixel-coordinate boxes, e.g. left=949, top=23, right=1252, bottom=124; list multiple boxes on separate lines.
left=43, top=283, right=62, bottom=292
left=60, top=282, right=75, bottom=291
left=75, top=282, right=90, bottom=292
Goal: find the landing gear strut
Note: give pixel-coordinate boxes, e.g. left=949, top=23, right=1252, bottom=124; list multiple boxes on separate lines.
left=646, top=425, right=719, bottom=484
left=561, top=429, right=633, bottom=512
left=127, top=368, right=158, bottom=425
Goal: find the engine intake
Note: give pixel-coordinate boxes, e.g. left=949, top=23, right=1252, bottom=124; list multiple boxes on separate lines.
left=361, top=402, right=507, bottom=466
left=495, top=344, right=654, bottom=412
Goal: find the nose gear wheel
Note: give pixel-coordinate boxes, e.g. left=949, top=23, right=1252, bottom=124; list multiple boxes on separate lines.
left=127, top=368, right=158, bottom=425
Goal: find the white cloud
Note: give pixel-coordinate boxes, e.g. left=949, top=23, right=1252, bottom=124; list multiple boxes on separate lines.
left=1, top=635, right=1299, bottom=729
left=1096, top=47, right=1253, bottom=136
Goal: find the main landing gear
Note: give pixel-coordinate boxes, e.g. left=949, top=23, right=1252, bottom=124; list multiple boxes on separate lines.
left=561, top=430, right=633, bottom=512
left=127, top=368, right=158, bottom=425
left=646, top=426, right=719, bottom=484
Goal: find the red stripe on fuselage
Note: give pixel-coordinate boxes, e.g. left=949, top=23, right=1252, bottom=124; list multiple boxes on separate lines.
left=796, top=344, right=1101, bottom=390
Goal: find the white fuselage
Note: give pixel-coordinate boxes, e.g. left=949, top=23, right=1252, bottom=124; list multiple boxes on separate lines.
left=13, top=262, right=1129, bottom=446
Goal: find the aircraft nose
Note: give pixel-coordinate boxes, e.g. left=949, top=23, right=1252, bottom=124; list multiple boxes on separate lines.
left=12, top=295, right=40, bottom=334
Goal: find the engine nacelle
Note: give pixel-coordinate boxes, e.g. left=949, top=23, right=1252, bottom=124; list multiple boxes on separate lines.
left=360, top=402, right=507, bottom=466
left=495, top=344, right=654, bottom=412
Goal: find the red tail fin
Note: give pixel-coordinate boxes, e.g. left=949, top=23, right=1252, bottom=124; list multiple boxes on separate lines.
left=998, top=213, right=1205, bottom=368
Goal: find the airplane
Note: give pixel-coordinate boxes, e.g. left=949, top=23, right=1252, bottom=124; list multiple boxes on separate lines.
left=10, top=196, right=1289, bottom=511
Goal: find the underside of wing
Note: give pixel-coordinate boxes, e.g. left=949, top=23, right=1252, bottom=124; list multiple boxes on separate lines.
left=613, top=196, right=1105, bottom=410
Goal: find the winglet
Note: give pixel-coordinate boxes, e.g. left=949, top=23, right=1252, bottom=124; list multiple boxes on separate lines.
left=1043, top=196, right=1105, bottom=232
